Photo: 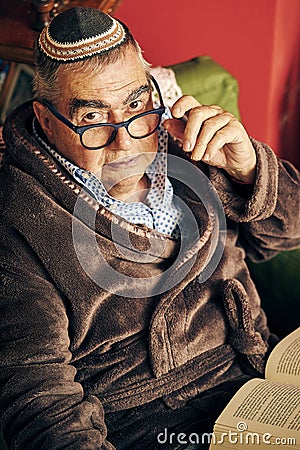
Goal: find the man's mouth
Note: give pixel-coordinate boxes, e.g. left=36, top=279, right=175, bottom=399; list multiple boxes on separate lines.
left=105, top=154, right=141, bottom=170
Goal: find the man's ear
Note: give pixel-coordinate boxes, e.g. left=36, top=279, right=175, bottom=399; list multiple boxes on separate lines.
left=33, top=101, right=54, bottom=144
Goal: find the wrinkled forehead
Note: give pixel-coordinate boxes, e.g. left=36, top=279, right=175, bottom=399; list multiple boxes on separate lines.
left=55, top=47, right=151, bottom=111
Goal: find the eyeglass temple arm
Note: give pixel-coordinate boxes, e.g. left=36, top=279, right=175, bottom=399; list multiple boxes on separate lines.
left=150, top=75, right=165, bottom=108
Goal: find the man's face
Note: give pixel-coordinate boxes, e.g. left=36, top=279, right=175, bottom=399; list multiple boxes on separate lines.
left=35, top=46, right=158, bottom=201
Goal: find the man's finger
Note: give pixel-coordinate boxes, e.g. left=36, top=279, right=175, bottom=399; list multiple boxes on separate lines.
left=163, top=118, right=186, bottom=144
left=191, top=112, right=236, bottom=160
left=171, top=95, right=202, bottom=118
left=182, top=106, right=223, bottom=154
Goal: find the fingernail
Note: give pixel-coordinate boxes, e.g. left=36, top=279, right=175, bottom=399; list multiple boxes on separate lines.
left=183, top=141, right=191, bottom=152
left=202, top=153, right=210, bottom=162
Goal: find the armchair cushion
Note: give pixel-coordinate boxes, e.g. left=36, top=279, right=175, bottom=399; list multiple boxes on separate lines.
left=169, top=55, right=241, bottom=119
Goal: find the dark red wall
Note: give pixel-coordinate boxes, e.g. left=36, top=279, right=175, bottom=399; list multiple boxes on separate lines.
left=116, top=0, right=300, bottom=167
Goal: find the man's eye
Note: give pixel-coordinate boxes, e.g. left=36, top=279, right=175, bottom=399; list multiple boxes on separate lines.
left=82, top=111, right=105, bottom=123
left=129, top=100, right=144, bottom=111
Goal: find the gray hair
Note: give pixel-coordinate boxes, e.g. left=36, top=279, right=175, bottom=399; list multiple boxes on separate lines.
left=33, top=32, right=151, bottom=105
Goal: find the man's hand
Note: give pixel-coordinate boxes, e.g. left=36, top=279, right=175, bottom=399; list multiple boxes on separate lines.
left=163, top=96, right=257, bottom=183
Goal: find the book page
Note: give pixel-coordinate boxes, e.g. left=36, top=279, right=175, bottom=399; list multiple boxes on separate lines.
left=213, top=378, right=300, bottom=438
left=265, top=327, right=300, bottom=385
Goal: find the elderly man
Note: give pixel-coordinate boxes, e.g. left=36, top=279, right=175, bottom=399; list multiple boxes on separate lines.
left=0, top=6, right=299, bottom=450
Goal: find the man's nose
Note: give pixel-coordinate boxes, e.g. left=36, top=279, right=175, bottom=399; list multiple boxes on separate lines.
left=112, top=125, right=133, bottom=150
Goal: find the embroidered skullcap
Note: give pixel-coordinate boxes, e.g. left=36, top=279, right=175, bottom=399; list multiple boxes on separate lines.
left=38, top=7, right=128, bottom=62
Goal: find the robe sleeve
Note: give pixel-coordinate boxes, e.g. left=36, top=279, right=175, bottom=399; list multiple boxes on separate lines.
left=207, top=138, right=300, bottom=261
left=0, top=240, right=115, bottom=449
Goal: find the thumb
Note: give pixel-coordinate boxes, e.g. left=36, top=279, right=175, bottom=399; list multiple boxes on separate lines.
left=163, top=118, right=186, bottom=144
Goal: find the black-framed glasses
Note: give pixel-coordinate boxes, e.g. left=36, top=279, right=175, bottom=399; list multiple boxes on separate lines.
left=42, top=76, right=165, bottom=150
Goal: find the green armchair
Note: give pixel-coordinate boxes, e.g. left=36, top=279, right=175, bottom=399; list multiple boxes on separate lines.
left=246, top=250, right=300, bottom=338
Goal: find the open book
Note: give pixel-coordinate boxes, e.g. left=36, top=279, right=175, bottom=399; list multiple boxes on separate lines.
left=209, top=327, right=300, bottom=449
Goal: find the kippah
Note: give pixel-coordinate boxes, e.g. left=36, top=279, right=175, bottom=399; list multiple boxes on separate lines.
left=38, top=7, right=127, bottom=62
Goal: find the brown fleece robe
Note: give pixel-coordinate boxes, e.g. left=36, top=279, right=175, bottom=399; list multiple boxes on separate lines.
left=0, top=102, right=299, bottom=449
